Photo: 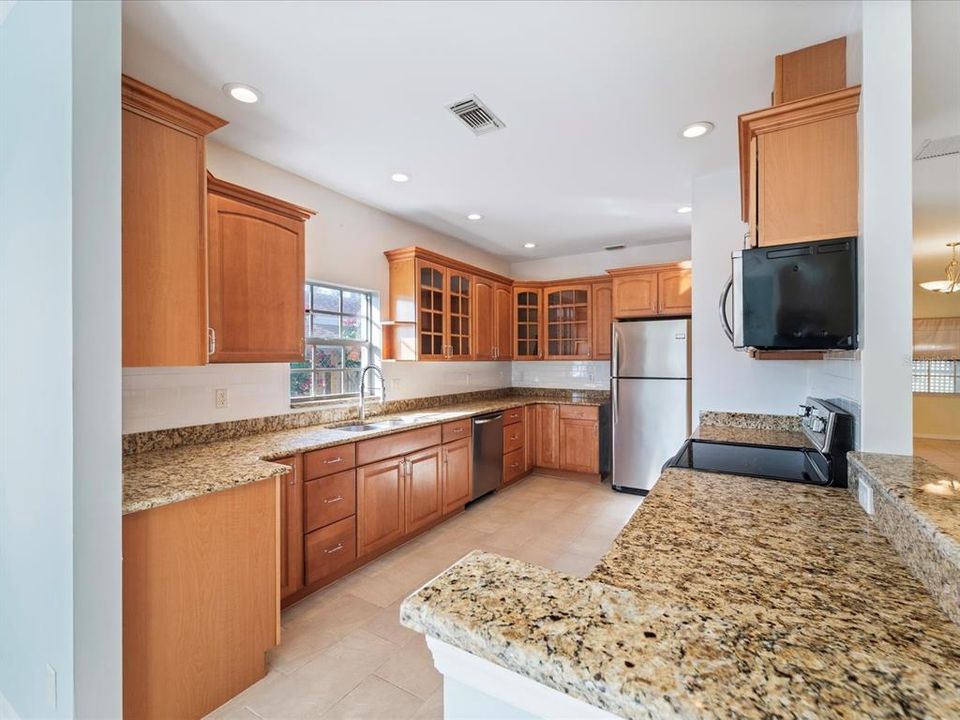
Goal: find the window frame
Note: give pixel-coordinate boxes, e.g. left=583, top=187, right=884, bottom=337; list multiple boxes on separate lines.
left=291, top=281, right=376, bottom=404
left=911, top=359, right=960, bottom=395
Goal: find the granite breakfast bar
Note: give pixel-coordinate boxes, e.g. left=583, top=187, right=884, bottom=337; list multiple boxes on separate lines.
left=401, top=466, right=960, bottom=719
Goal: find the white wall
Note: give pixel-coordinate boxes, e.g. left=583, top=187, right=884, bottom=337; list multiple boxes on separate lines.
left=509, top=239, right=689, bottom=280
left=123, top=141, right=515, bottom=432
left=0, top=2, right=122, bottom=717
left=690, top=168, right=810, bottom=418
left=857, top=0, right=914, bottom=454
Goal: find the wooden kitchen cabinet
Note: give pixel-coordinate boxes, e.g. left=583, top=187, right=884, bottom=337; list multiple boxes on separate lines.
left=739, top=86, right=860, bottom=247
left=474, top=276, right=495, bottom=360
left=524, top=404, right=538, bottom=473
left=559, top=408, right=600, bottom=474
left=121, top=75, right=226, bottom=367
left=405, top=446, right=443, bottom=534
left=207, top=175, right=314, bottom=363
left=494, top=283, right=514, bottom=360
left=357, top=457, right=406, bottom=556
left=441, top=437, right=472, bottom=516
left=591, top=281, right=613, bottom=359
left=608, top=264, right=691, bottom=319
left=544, top=285, right=592, bottom=359
left=305, top=515, right=357, bottom=585
left=536, top=403, right=560, bottom=468
left=277, top=457, right=303, bottom=600
left=447, top=270, right=473, bottom=359
left=514, top=287, right=543, bottom=359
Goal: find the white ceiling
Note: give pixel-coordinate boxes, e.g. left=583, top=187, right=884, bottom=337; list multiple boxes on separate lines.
left=912, top=0, right=960, bottom=285
left=122, top=0, right=861, bottom=261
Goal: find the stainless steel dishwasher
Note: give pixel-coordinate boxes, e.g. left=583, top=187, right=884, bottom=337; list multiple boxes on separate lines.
left=471, top=412, right=503, bottom=501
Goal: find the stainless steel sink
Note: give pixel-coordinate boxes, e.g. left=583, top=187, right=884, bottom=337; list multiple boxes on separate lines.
left=336, top=423, right=381, bottom=432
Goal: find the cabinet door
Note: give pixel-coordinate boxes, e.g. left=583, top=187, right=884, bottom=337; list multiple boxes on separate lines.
left=591, top=282, right=613, bottom=359
left=758, top=113, right=858, bottom=246
left=544, top=286, right=591, bottom=359
left=278, top=457, right=303, bottom=600
left=357, top=457, right=405, bottom=557
left=514, top=288, right=542, bottom=359
left=536, top=404, right=560, bottom=469
left=442, top=438, right=472, bottom=515
left=494, top=284, right=513, bottom=360
left=208, top=193, right=305, bottom=362
left=612, top=273, right=658, bottom=318
left=447, top=271, right=472, bottom=359
left=657, top=269, right=692, bottom=316
left=473, top=278, right=496, bottom=360
left=417, top=261, right=447, bottom=359
left=122, top=108, right=208, bottom=367
left=559, top=418, right=599, bottom=474
left=524, top=404, right=538, bottom=472
left=405, top=446, right=443, bottom=534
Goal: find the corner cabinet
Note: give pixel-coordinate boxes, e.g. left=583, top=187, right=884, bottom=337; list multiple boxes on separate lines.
left=207, top=174, right=315, bottom=362
left=591, top=281, right=613, bottom=360
left=739, top=86, right=860, bottom=247
left=121, top=75, right=226, bottom=367
left=608, top=263, right=691, bottom=319
left=383, top=247, right=513, bottom=361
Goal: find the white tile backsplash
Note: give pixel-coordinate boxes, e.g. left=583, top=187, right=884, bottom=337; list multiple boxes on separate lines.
left=511, top=361, right=610, bottom=390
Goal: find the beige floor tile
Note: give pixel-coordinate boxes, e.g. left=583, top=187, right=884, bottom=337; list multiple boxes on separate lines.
left=246, top=630, right=398, bottom=719
left=362, top=599, right=420, bottom=646
left=410, top=687, right=443, bottom=720
left=320, top=676, right=423, bottom=720
left=373, top=635, right=442, bottom=700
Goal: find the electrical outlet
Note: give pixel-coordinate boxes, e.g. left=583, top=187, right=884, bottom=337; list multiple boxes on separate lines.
left=46, top=664, right=57, bottom=711
left=858, top=479, right=875, bottom=516
left=214, top=388, right=229, bottom=409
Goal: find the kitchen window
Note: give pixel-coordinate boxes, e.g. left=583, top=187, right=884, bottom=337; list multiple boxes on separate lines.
left=912, top=360, right=959, bottom=394
left=291, top=282, right=374, bottom=403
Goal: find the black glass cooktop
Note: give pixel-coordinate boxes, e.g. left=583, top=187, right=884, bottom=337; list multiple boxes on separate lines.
left=667, top=439, right=830, bottom=485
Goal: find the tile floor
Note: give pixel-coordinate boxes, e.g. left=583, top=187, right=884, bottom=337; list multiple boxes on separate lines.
left=207, top=473, right=644, bottom=720
left=914, top=437, right=960, bottom=478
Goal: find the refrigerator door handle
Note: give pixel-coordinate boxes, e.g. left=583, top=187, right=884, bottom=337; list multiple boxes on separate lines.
left=611, top=323, right=621, bottom=379
left=612, top=378, right=619, bottom=425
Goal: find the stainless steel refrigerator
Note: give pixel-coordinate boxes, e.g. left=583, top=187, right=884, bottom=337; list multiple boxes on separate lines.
left=611, top=317, right=692, bottom=494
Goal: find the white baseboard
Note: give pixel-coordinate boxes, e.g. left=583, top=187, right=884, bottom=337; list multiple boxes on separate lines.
left=915, top=433, right=960, bottom=441
left=0, top=691, right=19, bottom=720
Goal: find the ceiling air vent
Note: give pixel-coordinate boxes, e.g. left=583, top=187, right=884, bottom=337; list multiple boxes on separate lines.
left=604, top=244, right=626, bottom=251
left=447, top=95, right=505, bottom=136
left=915, top=135, right=960, bottom=161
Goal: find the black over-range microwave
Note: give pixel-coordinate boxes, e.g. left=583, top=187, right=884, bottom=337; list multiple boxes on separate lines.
left=720, top=237, right=858, bottom=352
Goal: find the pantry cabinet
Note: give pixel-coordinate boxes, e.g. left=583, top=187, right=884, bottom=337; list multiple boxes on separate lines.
left=207, top=175, right=314, bottom=363
left=739, top=86, right=860, bottom=247
left=608, top=264, right=691, bottom=319
left=121, top=75, right=226, bottom=367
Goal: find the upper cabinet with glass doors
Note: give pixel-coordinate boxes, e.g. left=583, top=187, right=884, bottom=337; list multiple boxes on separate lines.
left=384, top=247, right=501, bottom=361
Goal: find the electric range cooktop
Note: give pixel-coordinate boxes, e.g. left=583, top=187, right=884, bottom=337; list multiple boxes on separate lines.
left=666, top=439, right=831, bottom=485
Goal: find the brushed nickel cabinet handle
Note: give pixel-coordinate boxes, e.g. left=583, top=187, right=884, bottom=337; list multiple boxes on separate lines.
left=287, top=474, right=296, bottom=486
left=323, top=495, right=343, bottom=504
left=511, top=434, right=520, bottom=441
left=324, top=543, right=344, bottom=554
left=207, top=327, right=216, bottom=355
left=452, top=427, right=464, bottom=434
left=323, top=457, right=343, bottom=465
left=510, top=462, right=520, bottom=469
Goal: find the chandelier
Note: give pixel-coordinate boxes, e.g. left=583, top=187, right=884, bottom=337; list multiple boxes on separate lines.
left=920, top=242, right=960, bottom=293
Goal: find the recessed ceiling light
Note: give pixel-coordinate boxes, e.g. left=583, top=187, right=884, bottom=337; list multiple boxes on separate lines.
left=467, top=213, right=483, bottom=221
left=223, top=83, right=261, bottom=104
left=680, top=121, right=714, bottom=139
left=391, top=172, right=410, bottom=183
left=523, top=243, right=536, bottom=249
left=676, top=206, right=693, bottom=214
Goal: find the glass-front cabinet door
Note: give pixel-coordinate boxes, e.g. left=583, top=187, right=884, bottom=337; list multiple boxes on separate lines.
left=418, top=261, right=447, bottom=359
left=544, top=285, right=591, bottom=359
left=514, top=287, right=542, bottom=359
left=447, top=272, right=472, bottom=359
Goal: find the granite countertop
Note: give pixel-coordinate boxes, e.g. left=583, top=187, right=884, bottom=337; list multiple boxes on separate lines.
left=122, top=395, right=605, bottom=514
left=691, top=424, right=815, bottom=449
left=401, top=468, right=960, bottom=719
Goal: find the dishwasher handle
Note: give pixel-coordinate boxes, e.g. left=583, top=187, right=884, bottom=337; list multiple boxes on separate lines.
left=473, top=414, right=503, bottom=425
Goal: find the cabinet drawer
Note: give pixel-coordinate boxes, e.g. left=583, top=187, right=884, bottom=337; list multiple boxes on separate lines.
left=503, top=407, right=524, bottom=426
left=304, top=515, right=356, bottom=585
left=503, top=420, right=524, bottom=454
left=304, top=469, right=356, bottom=533
left=503, top=448, right=525, bottom=484
left=304, top=444, right=356, bottom=479
left=559, top=405, right=598, bottom=421
left=442, top=419, right=471, bottom=443
left=357, top=425, right=442, bottom=466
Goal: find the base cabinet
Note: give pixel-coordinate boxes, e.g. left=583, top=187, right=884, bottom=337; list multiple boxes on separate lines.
left=405, top=446, right=444, bottom=534
left=559, top=419, right=600, bottom=474
left=357, top=457, right=406, bottom=557
left=536, top=404, right=560, bottom=469
left=442, top=437, right=472, bottom=515
left=278, top=457, right=303, bottom=600
left=305, top=515, right=357, bottom=585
